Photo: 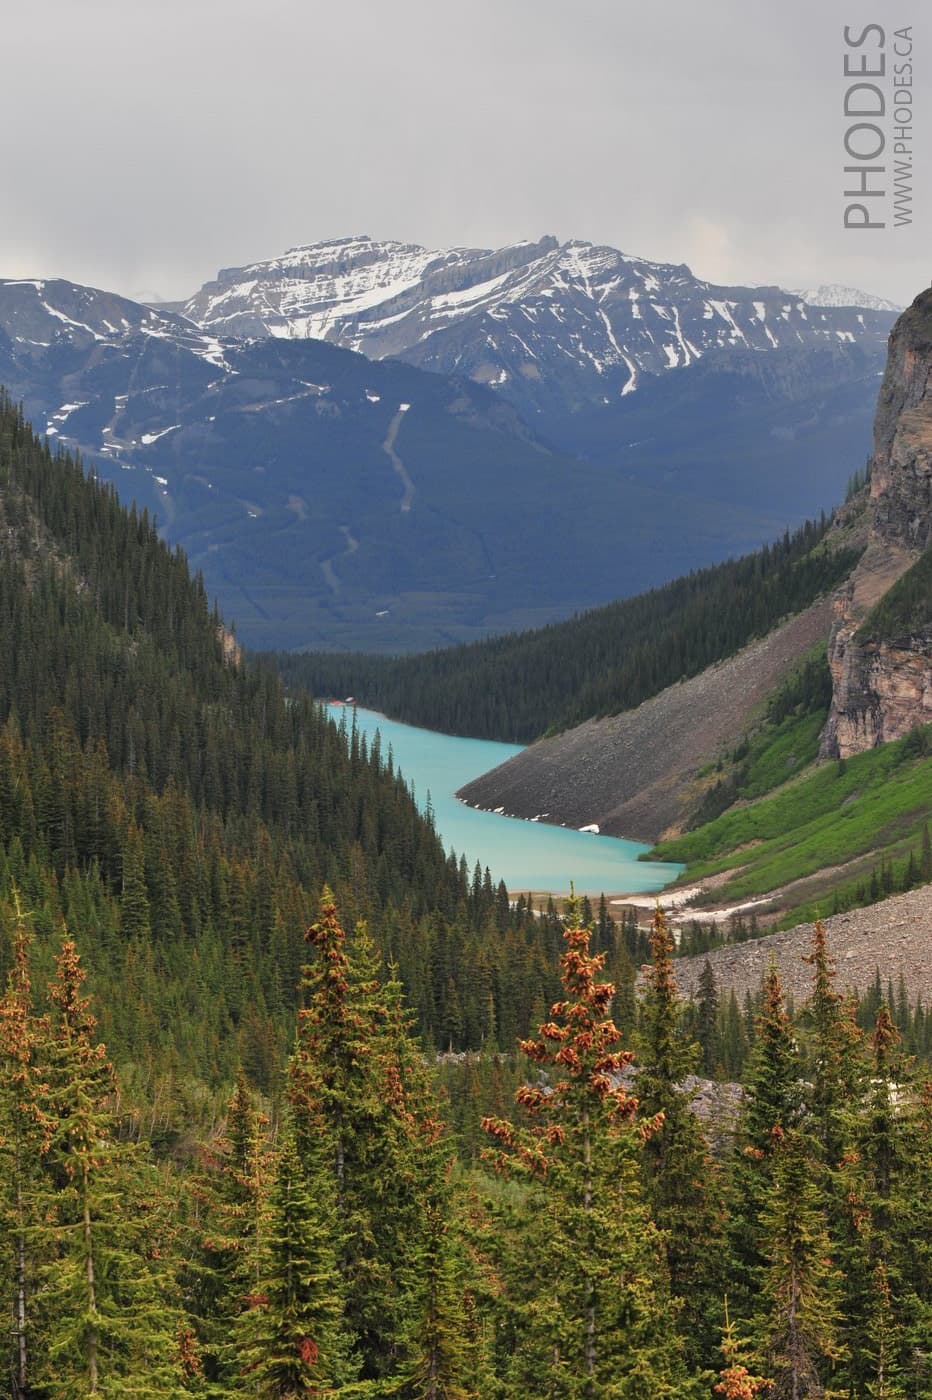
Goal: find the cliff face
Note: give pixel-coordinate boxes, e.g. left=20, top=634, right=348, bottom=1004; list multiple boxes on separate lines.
left=822, top=289, right=932, bottom=758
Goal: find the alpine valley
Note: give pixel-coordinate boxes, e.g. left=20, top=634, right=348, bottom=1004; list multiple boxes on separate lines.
left=0, top=235, right=898, bottom=650
left=1, top=237, right=931, bottom=1399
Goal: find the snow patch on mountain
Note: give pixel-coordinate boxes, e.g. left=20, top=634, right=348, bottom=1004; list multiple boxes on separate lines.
left=182, top=237, right=897, bottom=420
left=791, top=284, right=903, bottom=313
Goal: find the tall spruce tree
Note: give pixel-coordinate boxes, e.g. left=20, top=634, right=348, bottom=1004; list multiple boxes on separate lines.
left=29, top=936, right=184, bottom=1396
left=483, top=896, right=694, bottom=1398
left=237, top=1112, right=355, bottom=1397
left=755, top=1123, right=844, bottom=1399
left=841, top=1009, right=930, bottom=1399
left=635, top=907, right=725, bottom=1369
left=729, top=959, right=802, bottom=1326
left=288, top=890, right=460, bottom=1385
left=0, top=894, right=42, bottom=1399
left=183, top=1072, right=272, bottom=1394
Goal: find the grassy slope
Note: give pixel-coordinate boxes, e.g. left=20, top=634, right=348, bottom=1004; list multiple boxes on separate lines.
left=649, top=724, right=932, bottom=918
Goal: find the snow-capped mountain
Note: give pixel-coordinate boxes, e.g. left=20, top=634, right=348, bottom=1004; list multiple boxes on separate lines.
left=0, top=262, right=892, bottom=652
left=182, top=235, right=896, bottom=423
left=789, top=284, right=903, bottom=313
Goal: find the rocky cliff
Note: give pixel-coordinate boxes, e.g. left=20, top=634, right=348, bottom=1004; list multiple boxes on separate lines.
left=821, top=288, right=932, bottom=757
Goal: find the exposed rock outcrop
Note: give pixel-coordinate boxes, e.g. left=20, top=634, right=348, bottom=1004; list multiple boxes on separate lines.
left=822, top=288, right=932, bottom=757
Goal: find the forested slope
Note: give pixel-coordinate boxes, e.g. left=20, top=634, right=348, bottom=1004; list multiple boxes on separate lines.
left=277, top=509, right=864, bottom=743
left=0, top=394, right=586, bottom=1095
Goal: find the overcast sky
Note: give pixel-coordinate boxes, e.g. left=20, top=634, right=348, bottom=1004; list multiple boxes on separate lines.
left=4, top=0, right=928, bottom=306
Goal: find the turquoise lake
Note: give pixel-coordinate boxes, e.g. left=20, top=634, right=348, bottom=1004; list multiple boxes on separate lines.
left=340, top=705, right=684, bottom=896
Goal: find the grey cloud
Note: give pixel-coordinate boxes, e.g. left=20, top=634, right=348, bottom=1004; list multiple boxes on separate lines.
left=3, top=0, right=928, bottom=305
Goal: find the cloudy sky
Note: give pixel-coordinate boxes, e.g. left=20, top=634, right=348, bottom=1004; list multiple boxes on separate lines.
left=5, top=0, right=928, bottom=305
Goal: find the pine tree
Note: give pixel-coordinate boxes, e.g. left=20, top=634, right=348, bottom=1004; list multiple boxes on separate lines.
left=697, top=958, right=720, bottom=1076
left=382, top=967, right=485, bottom=1399
left=119, top=821, right=151, bottom=942
left=715, top=1301, right=770, bottom=1400
left=483, top=896, right=692, bottom=1398
left=0, top=893, right=42, bottom=1398
left=288, top=891, right=462, bottom=1385
left=29, top=936, right=184, bottom=1396
left=841, top=1009, right=929, bottom=1399
left=755, top=1124, right=844, bottom=1399
left=636, top=907, right=725, bottom=1369
left=729, top=960, right=801, bottom=1325
left=801, top=921, right=864, bottom=1170
left=183, top=1071, right=271, bottom=1392
left=237, top=1113, right=355, bottom=1397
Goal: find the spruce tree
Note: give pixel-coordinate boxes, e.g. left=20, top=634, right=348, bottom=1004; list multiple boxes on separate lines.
left=483, top=896, right=693, bottom=1398
left=237, top=1113, right=355, bottom=1396
left=183, top=1071, right=271, bottom=1393
left=841, top=1009, right=929, bottom=1398
left=0, top=894, right=42, bottom=1398
left=696, top=958, right=720, bottom=1076
left=29, top=937, right=184, bottom=1396
left=755, top=1124, right=844, bottom=1399
left=288, top=890, right=460, bottom=1385
left=801, top=921, right=864, bottom=1170
left=729, top=959, right=801, bottom=1325
left=636, top=907, right=725, bottom=1369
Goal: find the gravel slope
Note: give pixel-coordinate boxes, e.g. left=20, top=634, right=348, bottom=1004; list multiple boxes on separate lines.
left=458, top=598, right=835, bottom=843
left=670, top=885, right=932, bottom=1007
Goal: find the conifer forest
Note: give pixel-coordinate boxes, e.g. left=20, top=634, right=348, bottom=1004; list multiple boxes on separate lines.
left=0, top=399, right=929, bottom=1397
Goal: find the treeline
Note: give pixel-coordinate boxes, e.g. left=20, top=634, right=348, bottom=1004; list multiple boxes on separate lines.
left=2, top=894, right=928, bottom=1396
left=274, top=515, right=862, bottom=743
left=677, top=949, right=932, bottom=1080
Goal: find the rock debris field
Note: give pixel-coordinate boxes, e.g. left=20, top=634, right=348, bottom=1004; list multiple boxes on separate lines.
left=671, top=885, right=932, bottom=1007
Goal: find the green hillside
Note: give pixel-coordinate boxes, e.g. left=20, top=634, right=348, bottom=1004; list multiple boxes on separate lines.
left=275, top=509, right=863, bottom=743
left=0, top=393, right=589, bottom=1095
left=650, top=712, right=932, bottom=924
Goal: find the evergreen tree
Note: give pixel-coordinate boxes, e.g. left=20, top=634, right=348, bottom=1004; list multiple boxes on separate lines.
left=289, top=891, right=460, bottom=1385
left=483, top=896, right=692, bottom=1398
left=237, top=1113, right=355, bottom=1397
left=841, top=1009, right=930, bottom=1399
left=183, top=1072, right=271, bottom=1393
left=755, top=1124, right=844, bottom=1399
left=715, top=1302, right=770, bottom=1400
left=29, top=936, right=184, bottom=1396
left=729, top=960, right=801, bottom=1324
left=801, top=921, right=864, bottom=1170
left=0, top=894, right=42, bottom=1399
left=696, top=959, right=720, bottom=1076
left=636, top=908, right=725, bottom=1369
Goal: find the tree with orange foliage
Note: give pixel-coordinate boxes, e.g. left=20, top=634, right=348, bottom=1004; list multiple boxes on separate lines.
left=289, top=888, right=470, bottom=1391
left=716, top=1301, right=771, bottom=1400
left=28, top=935, right=185, bottom=1395
left=482, top=895, right=695, bottom=1398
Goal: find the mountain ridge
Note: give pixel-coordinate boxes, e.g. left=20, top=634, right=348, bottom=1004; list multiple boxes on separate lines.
left=181, top=234, right=896, bottom=429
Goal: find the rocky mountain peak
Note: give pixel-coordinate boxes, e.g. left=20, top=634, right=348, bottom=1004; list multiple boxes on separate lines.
left=180, top=234, right=896, bottom=425
left=870, top=287, right=932, bottom=552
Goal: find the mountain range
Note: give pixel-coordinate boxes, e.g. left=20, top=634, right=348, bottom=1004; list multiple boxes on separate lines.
left=0, top=236, right=899, bottom=649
